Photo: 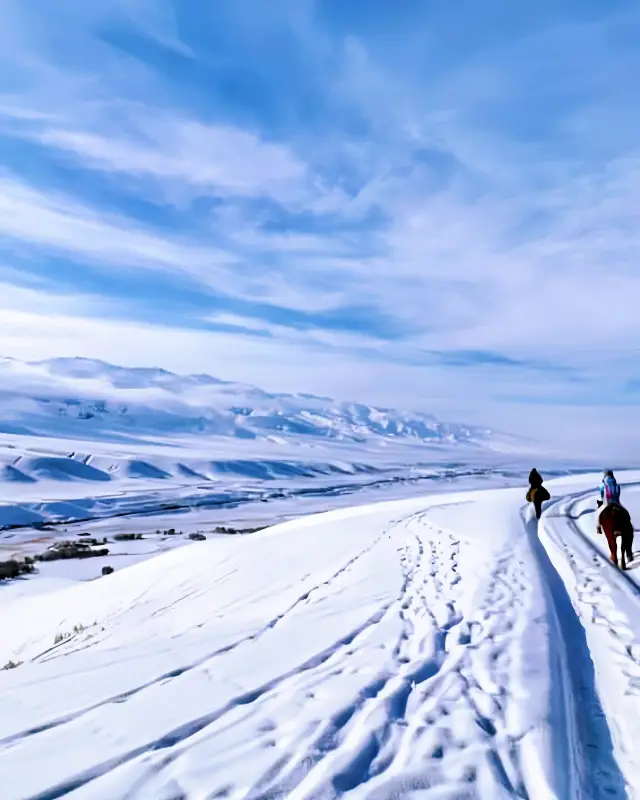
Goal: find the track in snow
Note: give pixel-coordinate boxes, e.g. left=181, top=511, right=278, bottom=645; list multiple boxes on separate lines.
left=537, top=486, right=640, bottom=797
left=44, top=517, right=545, bottom=796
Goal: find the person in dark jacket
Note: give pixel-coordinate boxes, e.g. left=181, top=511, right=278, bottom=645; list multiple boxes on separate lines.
left=528, top=469, right=543, bottom=490
left=527, top=468, right=550, bottom=518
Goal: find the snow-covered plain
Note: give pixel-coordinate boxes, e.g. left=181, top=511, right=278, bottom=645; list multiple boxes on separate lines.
left=0, top=429, right=591, bottom=584
left=2, top=472, right=640, bottom=799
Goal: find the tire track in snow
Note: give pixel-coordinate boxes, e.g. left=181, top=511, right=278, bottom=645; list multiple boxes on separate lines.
left=0, top=524, right=396, bottom=752
left=11, top=520, right=414, bottom=800
left=110, top=516, right=429, bottom=799
left=21, top=604, right=395, bottom=800
left=13, top=493, right=627, bottom=800
left=135, top=512, right=553, bottom=800
left=18, top=515, right=419, bottom=800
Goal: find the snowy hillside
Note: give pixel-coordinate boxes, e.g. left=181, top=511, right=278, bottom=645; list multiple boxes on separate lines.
left=1, top=474, right=639, bottom=798
left=0, top=429, right=555, bottom=533
left=0, top=356, right=501, bottom=446
left=0, top=356, right=563, bottom=536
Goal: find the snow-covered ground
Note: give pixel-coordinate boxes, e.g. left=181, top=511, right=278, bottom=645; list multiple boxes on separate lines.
left=1, top=472, right=639, bottom=799
left=0, top=430, right=545, bottom=530
left=0, top=430, right=591, bottom=583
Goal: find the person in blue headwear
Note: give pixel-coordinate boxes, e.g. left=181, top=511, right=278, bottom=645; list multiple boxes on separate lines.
left=600, top=470, right=621, bottom=505
left=596, top=469, right=621, bottom=533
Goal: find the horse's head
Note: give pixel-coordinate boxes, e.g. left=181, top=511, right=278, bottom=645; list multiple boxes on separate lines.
left=597, top=499, right=603, bottom=508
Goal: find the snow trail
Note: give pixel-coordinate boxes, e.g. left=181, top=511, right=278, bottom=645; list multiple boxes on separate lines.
left=538, top=486, right=640, bottom=799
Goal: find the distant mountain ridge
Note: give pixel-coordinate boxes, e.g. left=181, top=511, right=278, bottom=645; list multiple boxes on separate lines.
left=0, top=356, right=504, bottom=447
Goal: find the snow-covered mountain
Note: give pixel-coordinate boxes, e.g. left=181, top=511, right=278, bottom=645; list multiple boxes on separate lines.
left=0, top=356, right=503, bottom=447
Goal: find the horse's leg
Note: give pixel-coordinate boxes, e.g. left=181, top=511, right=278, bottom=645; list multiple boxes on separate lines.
left=625, top=528, right=634, bottom=563
left=618, top=533, right=626, bottom=570
left=604, top=529, right=618, bottom=566
left=534, top=495, right=542, bottom=519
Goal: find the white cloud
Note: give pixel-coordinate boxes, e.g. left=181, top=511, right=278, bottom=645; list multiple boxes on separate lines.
left=0, top=174, right=363, bottom=314
left=36, top=120, right=309, bottom=204
left=0, top=281, right=112, bottom=317
left=0, top=174, right=238, bottom=278
left=114, top=0, right=193, bottom=56
left=206, top=311, right=389, bottom=350
left=4, top=138, right=640, bottom=368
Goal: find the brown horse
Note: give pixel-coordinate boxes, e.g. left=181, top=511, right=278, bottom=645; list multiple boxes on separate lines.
left=597, top=501, right=634, bottom=570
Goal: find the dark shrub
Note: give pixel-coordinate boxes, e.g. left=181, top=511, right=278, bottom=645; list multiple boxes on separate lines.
left=0, top=560, right=21, bottom=579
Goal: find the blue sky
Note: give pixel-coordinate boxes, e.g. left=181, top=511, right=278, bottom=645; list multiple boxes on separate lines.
left=0, top=0, right=639, bottom=450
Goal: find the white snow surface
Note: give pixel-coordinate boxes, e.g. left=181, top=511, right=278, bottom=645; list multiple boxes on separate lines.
left=2, top=472, right=640, bottom=799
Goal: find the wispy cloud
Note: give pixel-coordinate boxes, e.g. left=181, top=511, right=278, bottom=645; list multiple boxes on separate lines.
left=35, top=120, right=309, bottom=202
left=0, top=0, right=639, bottom=449
left=0, top=174, right=236, bottom=276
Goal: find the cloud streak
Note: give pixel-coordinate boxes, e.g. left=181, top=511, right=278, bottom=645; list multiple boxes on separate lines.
left=36, top=120, right=309, bottom=201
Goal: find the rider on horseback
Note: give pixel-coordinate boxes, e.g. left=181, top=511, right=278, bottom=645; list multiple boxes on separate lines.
left=527, top=468, right=550, bottom=519
left=596, top=469, right=621, bottom=533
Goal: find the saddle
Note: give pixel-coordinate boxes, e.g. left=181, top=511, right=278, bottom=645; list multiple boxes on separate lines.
left=597, top=502, right=631, bottom=536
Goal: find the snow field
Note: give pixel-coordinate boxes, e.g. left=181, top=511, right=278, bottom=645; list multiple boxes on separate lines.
left=0, top=476, right=639, bottom=798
